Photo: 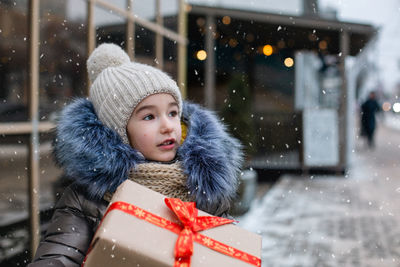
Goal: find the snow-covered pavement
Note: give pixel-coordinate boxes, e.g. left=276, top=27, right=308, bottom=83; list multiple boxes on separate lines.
left=238, top=115, right=400, bottom=267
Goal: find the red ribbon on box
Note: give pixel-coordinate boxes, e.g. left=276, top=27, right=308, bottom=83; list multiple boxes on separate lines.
left=96, top=198, right=261, bottom=267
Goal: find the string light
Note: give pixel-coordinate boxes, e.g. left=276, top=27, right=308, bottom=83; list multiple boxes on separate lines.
left=222, top=16, right=231, bottom=25
left=262, top=45, right=273, bottom=56
left=284, top=57, right=294, bottom=67
left=196, top=50, right=207, bottom=61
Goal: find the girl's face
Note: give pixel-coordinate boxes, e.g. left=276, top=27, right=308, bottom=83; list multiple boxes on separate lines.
left=127, top=93, right=182, bottom=162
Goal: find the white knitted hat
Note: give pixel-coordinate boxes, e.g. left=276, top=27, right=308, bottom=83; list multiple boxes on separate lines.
left=87, top=43, right=183, bottom=144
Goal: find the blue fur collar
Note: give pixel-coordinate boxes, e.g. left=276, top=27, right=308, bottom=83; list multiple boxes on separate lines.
left=53, top=98, right=243, bottom=215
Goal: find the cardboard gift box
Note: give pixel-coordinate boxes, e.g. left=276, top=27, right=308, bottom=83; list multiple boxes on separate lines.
left=83, top=180, right=262, bottom=267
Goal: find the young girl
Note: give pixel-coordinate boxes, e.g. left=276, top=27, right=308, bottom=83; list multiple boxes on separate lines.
left=29, top=43, right=243, bottom=266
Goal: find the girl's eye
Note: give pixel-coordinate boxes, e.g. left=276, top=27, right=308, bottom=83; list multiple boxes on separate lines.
left=169, top=110, right=178, bottom=117
left=143, top=114, right=154, bottom=121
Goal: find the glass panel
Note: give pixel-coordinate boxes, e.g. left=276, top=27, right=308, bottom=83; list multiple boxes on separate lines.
left=0, top=138, right=29, bottom=223
left=0, top=137, right=30, bottom=262
left=95, top=3, right=130, bottom=57
left=0, top=2, right=30, bottom=264
left=39, top=132, right=62, bottom=211
left=163, top=37, right=178, bottom=81
left=187, top=15, right=206, bottom=103
left=39, top=0, right=88, bottom=121
left=129, top=23, right=156, bottom=65
left=161, top=0, right=179, bottom=33
left=0, top=133, right=62, bottom=263
left=0, top=1, right=29, bottom=122
left=95, top=0, right=125, bottom=28
left=133, top=0, right=155, bottom=20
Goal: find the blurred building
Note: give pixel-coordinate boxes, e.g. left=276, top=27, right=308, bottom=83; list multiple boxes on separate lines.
left=182, top=0, right=376, bottom=176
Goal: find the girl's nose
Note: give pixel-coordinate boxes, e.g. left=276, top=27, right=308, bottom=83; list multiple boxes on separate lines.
left=160, top=116, right=173, bottom=133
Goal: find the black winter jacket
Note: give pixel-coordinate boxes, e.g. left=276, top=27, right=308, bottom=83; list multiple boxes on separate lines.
left=28, top=99, right=242, bottom=266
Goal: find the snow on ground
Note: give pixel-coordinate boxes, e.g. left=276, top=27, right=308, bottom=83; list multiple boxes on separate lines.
left=238, top=176, right=400, bottom=267
left=237, top=115, right=400, bottom=267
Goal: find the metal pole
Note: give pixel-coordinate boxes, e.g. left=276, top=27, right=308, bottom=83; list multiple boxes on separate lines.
left=87, top=0, right=95, bottom=95
left=28, top=0, right=40, bottom=259
left=0, top=122, right=54, bottom=135
left=339, top=30, right=349, bottom=173
left=177, top=0, right=188, bottom=98
left=205, top=14, right=215, bottom=109
left=155, top=0, right=164, bottom=69
left=126, top=0, right=135, bottom=60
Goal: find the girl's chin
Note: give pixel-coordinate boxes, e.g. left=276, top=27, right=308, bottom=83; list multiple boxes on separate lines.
left=149, top=152, right=177, bottom=162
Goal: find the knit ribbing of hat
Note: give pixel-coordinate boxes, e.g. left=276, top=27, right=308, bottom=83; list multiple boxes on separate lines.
left=102, top=70, right=128, bottom=127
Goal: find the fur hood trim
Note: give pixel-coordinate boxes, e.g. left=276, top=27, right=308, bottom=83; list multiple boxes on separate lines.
left=53, top=98, right=243, bottom=214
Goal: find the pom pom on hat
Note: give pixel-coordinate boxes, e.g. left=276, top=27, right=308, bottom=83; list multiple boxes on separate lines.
left=87, top=43, right=182, bottom=144
left=87, top=43, right=130, bottom=83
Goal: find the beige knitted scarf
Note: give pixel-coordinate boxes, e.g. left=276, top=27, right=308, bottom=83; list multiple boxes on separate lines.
left=128, top=161, right=193, bottom=202
left=103, top=161, right=193, bottom=203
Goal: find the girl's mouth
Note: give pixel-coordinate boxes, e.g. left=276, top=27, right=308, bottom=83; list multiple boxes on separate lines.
left=160, top=140, right=173, bottom=145
left=158, top=139, right=176, bottom=149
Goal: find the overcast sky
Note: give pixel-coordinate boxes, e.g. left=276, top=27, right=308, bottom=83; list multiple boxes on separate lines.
left=320, top=0, right=400, bottom=93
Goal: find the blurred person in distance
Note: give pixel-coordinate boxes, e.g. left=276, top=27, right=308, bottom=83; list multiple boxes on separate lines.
left=360, top=91, right=381, bottom=148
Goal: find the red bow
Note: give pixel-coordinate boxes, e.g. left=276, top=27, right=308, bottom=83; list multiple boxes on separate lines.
left=164, top=198, right=234, bottom=267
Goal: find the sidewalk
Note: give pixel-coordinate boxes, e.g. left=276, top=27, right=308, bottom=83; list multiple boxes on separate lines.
left=238, top=117, right=400, bottom=267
